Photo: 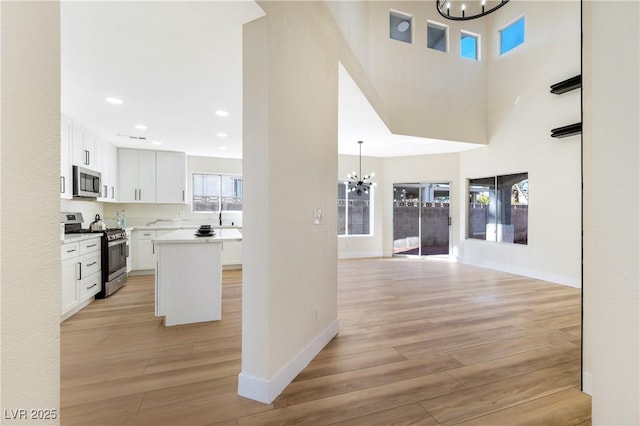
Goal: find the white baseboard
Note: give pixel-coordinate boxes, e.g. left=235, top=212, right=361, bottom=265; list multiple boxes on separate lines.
left=338, top=250, right=383, bottom=259
left=582, top=371, right=593, bottom=395
left=457, top=256, right=581, bottom=288
left=238, top=319, right=340, bottom=404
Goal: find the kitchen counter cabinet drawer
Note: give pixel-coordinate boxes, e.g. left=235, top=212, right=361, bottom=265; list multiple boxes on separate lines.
left=79, top=237, right=101, bottom=255
left=80, top=252, right=101, bottom=278
left=138, top=230, right=156, bottom=240
left=79, top=271, right=102, bottom=302
left=61, top=242, right=80, bottom=261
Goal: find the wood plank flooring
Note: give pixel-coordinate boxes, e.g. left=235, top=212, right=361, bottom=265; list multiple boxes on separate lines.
left=60, top=258, right=591, bottom=425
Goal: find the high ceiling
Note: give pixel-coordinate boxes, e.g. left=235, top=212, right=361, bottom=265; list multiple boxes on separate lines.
left=61, top=1, right=481, bottom=159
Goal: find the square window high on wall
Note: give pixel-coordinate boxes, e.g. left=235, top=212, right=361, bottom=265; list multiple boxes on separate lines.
left=390, top=10, right=413, bottom=44
left=427, top=21, right=448, bottom=52
left=461, top=31, right=480, bottom=60
left=500, top=16, right=525, bottom=55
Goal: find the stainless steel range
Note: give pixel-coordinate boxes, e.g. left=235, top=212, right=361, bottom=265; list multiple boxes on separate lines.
left=61, top=212, right=128, bottom=298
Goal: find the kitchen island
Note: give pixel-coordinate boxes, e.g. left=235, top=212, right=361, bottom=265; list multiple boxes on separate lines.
left=154, top=228, right=242, bottom=326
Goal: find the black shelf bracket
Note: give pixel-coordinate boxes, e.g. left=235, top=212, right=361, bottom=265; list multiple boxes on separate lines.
left=550, top=75, right=582, bottom=94
left=551, top=122, right=582, bottom=138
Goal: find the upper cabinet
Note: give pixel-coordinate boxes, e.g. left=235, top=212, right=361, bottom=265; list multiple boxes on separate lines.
left=156, top=151, right=186, bottom=204
left=118, top=149, right=186, bottom=204
left=118, top=149, right=156, bottom=203
left=98, top=141, right=118, bottom=202
left=60, top=116, right=73, bottom=199
left=71, top=122, right=101, bottom=171
left=61, top=115, right=118, bottom=201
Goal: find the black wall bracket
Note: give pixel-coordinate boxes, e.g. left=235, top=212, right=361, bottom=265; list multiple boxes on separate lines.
left=550, top=75, right=582, bottom=94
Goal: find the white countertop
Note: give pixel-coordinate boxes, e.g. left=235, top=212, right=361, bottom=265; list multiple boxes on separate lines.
left=153, top=228, right=242, bottom=244
left=132, top=224, right=242, bottom=231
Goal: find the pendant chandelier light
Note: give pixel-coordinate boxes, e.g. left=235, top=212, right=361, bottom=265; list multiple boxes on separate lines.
left=347, top=140, right=376, bottom=196
left=436, top=0, right=510, bottom=21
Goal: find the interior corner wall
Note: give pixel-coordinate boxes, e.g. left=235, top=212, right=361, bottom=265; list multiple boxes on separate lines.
left=338, top=154, right=384, bottom=258
left=240, top=2, right=339, bottom=403
left=327, top=1, right=488, bottom=144
left=1, top=1, right=61, bottom=422
left=381, top=153, right=461, bottom=258
left=458, top=1, right=582, bottom=287
left=583, top=1, right=640, bottom=423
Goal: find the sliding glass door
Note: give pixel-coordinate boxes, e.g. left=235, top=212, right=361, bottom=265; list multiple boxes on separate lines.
left=393, top=182, right=450, bottom=257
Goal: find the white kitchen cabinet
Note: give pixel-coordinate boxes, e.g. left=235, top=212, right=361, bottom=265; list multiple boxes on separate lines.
left=71, top=122, right=100, bottom=170
left=99, top=142, right=118, bottom=202
left=61, top=243, right=80, bottom=315
left=60, top=116, right=73, bottom=199
left=118, top=149, right=156, bottom=203
left=156, top=151, right=186, bottom=204
left=61, top=237, right=101, bottom=321
left=134, top=230, right=156, bottom=270
left=222, top=240, right=242, bottom=266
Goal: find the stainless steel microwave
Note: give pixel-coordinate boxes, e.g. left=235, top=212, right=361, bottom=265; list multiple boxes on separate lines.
left=73, top=165, right=101, bottom=198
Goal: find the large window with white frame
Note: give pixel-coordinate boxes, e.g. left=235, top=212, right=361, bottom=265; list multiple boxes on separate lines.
left=192, top=173, right=243, bottom=213
left=338, top=181, right=373, bottom=236
left=467, top=172, right=528, bottom=244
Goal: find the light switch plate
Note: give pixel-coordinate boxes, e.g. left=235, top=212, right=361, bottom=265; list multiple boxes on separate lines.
left=313, top=209, right=323, bottom=225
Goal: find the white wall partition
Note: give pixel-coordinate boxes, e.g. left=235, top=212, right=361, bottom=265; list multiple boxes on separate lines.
left=583, top=1, right=640, bottom=422
left=1, top=1, right=61, bottom=420
left=458, top=1, right=581, bottom=287
left=240, top=2, right=339, bottom=403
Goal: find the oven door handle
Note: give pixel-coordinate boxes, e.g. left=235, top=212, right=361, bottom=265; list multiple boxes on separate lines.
left=107, top=239, right=126, bottom=248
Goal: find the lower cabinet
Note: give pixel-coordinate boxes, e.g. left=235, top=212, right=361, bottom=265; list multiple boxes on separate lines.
left=61, top=237, right=101, bottom=321
left=133, top=229, right=174, bottom=272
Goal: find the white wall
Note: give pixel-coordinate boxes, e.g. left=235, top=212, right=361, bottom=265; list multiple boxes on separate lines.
left=458, top=1, right=582, bottom=287
left=328, top=1, right=488, bottom=144
left=338, top=154, right=384, bottom=258
left=239, top=1, right=339, bottom=403
left=1, top=2, right=61, bottom=422
left=103, top=155, right=243, bottom=226
left=583, top=1, right=640, bottom=423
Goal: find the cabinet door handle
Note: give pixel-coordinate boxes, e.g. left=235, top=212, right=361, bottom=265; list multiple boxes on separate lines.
left=111, top=186, right=115, bottom=199
left=66, top=248, right=76, bottom=253
left=87, top=283, right=98, bottom=290
left=182, top=190, right=185, bottom=201
left=60, top=176, right=65, bottom=193
left=134, top=189, right=137, bottom=200
left=86, top=244, right=97, bottom=248
left=84, top=150, right=89, bottom=165
left=87, top=261, right=97, bottom=267
left=77, top=262, right=82, bottom=280
left=139, top=189, right=142, bottom=200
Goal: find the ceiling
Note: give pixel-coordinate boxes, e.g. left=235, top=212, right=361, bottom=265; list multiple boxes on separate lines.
left=61, top=1, right=482, bottom=159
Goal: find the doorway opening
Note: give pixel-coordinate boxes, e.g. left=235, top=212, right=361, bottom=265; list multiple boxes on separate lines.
left=393, top=182, right=451, bottom=257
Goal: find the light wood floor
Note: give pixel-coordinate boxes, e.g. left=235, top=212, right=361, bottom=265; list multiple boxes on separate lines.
left=61, top=258, right=591, bottom=425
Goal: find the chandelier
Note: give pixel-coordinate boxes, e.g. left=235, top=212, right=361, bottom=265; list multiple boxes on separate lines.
left=436, top=0, right=510, bottom=21
left=347, top=140, right=376, bottom=196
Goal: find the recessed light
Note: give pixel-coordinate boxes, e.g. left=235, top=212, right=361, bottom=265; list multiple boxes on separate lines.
left=219, top=146, right=228, bottom=151
left=105, top=97, right=123, bottom=105
left=152, top=140, right=162, bottom=145
left=216, top=132, right=228, bottom=138
left=135, top=124, right=147, bottom=130
left=215, top=110, right=229, bottom=117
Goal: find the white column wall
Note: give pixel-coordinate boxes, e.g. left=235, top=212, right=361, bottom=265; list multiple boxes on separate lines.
left=583, top=1, right=640, bottom=423
left=458, top=1, right=582, bottom=287
left=1, top=1, right=61, bottom=422
left=240, top=1, right=339, bottom=403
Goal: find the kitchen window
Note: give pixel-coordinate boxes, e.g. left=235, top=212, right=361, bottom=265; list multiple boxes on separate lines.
left=338, top=181, right=373, bottom=236
left=192, top=173, right=242, bottom=213
left=467, top=172, right=528, bottom=244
